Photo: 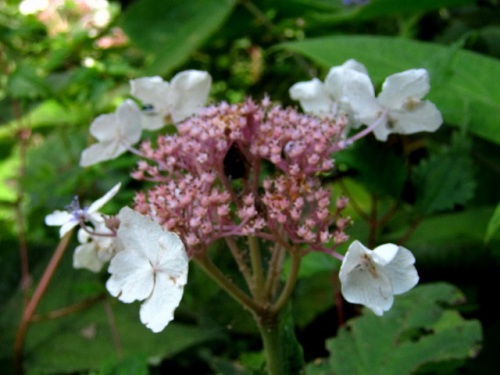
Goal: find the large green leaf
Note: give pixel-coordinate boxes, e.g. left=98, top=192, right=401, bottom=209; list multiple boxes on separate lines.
left=412, top=134, right=475, bottom=215
left=121, top=0, right=237, bottom=75
left=278, top=36, right=500, bottom=144
left=306, top=283, right=482, bottom=375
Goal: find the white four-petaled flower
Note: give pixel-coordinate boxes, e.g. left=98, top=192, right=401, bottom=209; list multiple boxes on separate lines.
left=130, top=70, right=212, bottom=130
left=345, top=68, right=443, bottom=141
left=106, top=207, right=189, bottom=333
left=339, top=240, right=419, bottom=316
left=80, top=99, right=142, bottom=167
left=290, top=61, right=443, bottom=141
left=45, top=183, right=121, bottom=237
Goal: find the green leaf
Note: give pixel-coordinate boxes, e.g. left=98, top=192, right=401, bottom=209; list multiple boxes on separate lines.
left=293, top=272, right=335, bottom=328
left=121, top=0, right=237, bottom=75
left=314, top=0, right=475, bottom=24
left=485, top=201, right=500, bottom=244
left=96, top=354, right=149, bottom=375
left=7, top=63, right=51, bottom=99
left=277, top=35, right=500, bottom=144
left=312, top=283, right=482, bottom=375
left=335, top=137, right=407, bottom=198
left=412, top=133, right=475, bottom=214
left=23, top=304, right=222, bottom=374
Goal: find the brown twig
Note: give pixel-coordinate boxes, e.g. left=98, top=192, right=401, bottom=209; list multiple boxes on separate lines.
left=13, top=231, right=73, bottom=375
left=13, top=99, right=32, bottom=300
left=397, top=216, right=424, bottom=246
left=30, top=294, right=106, bottom=322
left=103, top=297, right=123, bottom=357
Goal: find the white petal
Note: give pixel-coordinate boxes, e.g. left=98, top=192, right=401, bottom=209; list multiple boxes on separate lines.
left=139, top=272, right=185, bottom=332
left=116, top=99, right=142, bottom=144
left=117, top=207, right=168, bottom=260
left=80, top=141, right=126, bottom=167
left=378, top=69, right=430, bottom=110
left=387, top=101, right=443, bottom=136
left=169, top=70, right=212, bottom=122
left=289, top=78, right=334, bottom=115
left=87, top=182, right=121, bottom=213
left=60, top=220, right=79, bottom=237
left=340, top=260, right=394, bottom=316
left=106, top=250, right=154, bottom=302
left=89, top=113, right=119, bottom=142
left=156, top=232, right=189, bottom=284
left=130, top=76, right=171, bottom=113
left=342, top=72, right=380, bottom=125
left=81, top=100, right=142, bottom=167
left=338, top=240, right=370, bottom=274
left=382, top=247, right=419, bottom=295
left=340, top=59, right=368, bottom=75
left=139, top=112, right=167, bottom=131
left=324, top=61, right=369, bottom=100
left=372, top=243, right=399, bottom=265
left=77, top=227, right=91, bottom=243
left=73, top=243, right=104, bottom=272
left=45, top=210, right=73, bottom=226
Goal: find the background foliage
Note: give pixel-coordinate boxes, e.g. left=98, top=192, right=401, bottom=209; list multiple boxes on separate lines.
left=1, top=0, right=499, bottom=373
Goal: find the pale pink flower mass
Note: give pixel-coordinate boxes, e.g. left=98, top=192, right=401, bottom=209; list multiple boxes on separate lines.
left=132, top=98, right=350, bottom=257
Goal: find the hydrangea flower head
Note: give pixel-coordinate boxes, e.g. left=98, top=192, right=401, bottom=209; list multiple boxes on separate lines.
left=80, top=100, right=142, bottom=167
left=106, top=207, right=189, bottom=333
left=45, top=182, right=121, bottom=237
left=339, top=240, right=419, bottom=315
left=132, top=98, right=350, bottom=256
left=130, top=70, right=212, bottom=130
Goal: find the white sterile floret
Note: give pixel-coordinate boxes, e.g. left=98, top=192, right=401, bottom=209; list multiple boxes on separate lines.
left=106, top=207, right=189, bottom=333
left=339, top=240, right=419, bottom=316
left=80, top=100, right=142, bottom=167
left=45, top=183, right=121, bottom=237
left=289, top=59, right=370, bottom=128
left=346, top=68, right=443, bottom=141
left=130, top=70, right=212, bottom=130
left=73, top=223, right=121, bottom=272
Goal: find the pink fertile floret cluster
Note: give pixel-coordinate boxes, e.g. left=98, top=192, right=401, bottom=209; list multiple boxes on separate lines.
left=133, top=98, right=350, bottom=257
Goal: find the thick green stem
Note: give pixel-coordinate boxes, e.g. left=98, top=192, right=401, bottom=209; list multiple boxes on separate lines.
left=256, top=317, right=283, bottom=375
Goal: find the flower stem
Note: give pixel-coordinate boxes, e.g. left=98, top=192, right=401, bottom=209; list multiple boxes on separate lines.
left=270, top=249, right=301, bottom=314
left=225, top=237, right=254, bottom=293
left=333, top=110, right=389, bottom=151
left=248, top=236, right=265, bottom=301
left=264, top=243, right=285, bottom=300
left=256, top=316, right=283, bottom=375
left=14, top=230, right=73, bottom=375
left=194, top=254, right=260, bottom=313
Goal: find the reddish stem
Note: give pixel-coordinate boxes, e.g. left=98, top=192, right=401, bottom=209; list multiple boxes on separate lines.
left=13, top=231, right=73, bottom=375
